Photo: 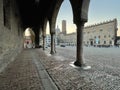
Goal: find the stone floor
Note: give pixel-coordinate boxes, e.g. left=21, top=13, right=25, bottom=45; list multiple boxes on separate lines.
left=0, top=49, right=57, bottom=90
left=0, top=48, right=120, bottom=90
left=38, top=47, right=120, bottom=90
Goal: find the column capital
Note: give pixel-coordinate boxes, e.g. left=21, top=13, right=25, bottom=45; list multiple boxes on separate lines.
left=75, top=21, right=85, bottom=26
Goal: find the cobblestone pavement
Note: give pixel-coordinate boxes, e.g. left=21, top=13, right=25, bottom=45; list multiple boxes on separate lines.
left=1, top=47, right=120, bottom=90
left=37, top=47, right=120, bottom=90
left=0, top=49, right=58, bottom=90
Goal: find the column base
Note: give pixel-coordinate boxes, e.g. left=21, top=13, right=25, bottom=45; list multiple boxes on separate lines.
left=43, top=48, right=45, bottom=50
left=74, top=61, right=91, bottom=70
left=50, top=51, right=55, bottom=55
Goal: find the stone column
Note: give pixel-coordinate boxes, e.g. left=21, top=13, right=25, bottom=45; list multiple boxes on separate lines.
left=54, top=37, right=56, bottom=53
left=42, top=35, right=46, bottom=50
left=50, top=33, right=55, bottom=54
left=74, top=22, right=84, bottom=66
left=35, top=33, right=39, bottom=48
left=74, top=22, right=91, bottom=69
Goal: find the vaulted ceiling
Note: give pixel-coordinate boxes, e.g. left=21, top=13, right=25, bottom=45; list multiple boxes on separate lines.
left=15, top=0, right=90, bottom=45
left=16, top=0, right=90, bottom=31
left=16, top=0, right=63, bottom=28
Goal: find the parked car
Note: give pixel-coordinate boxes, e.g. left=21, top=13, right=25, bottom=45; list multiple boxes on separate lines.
left=60, top=45, right=66, bottom=47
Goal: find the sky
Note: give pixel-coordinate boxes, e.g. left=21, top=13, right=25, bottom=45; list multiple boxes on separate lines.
left=53, top=0, right=120, bottom=36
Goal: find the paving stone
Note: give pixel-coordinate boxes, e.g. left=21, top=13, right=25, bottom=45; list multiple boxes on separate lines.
left=1, top=47, right=120, bottom=90
left=0, top=49, right=44, bottom=90
left=36, top=47, right=120, bottom=90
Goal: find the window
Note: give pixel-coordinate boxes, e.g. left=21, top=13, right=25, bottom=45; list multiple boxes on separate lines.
left=3, top=0, right=11, bottom=29
left=109, top=41, right=112, bottom=44
left=98, top=36, right=100, bottom=38
left=100, top=29, right=103, bottom=31
left=104, top=41, right=106, bottom=44
left=98, top=41, right=100, bottom=44
left=104, top=35, right=106, bottom=38
left=87, top=41, right=89, bottom=44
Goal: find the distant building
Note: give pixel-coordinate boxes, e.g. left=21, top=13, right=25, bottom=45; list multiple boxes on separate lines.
left=46, top=26, right=59, bottom=47
left=55, top=25, right=61, bottom=35
left=46, top=34, right=51, bottom=47
left=59, top=32, right=76, bottom=46
left=46, top=34, right=58, bottom=47
left=62, top=20, right=67, bottom=35
left=83, top=18, right=118, bottom=47
left=58, top=18, right=118, bottom=47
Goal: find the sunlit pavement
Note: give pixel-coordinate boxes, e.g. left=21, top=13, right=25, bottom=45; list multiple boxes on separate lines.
left=42, top=46, right=120, bottom=90
left=0, top=47, right=120, bottom=90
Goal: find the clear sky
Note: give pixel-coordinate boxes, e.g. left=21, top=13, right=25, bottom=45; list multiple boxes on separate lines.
left=55, top=0, right=120, bottom=36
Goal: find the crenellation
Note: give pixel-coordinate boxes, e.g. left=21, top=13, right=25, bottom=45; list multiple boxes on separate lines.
left=85, top=18, right=117, bottom=29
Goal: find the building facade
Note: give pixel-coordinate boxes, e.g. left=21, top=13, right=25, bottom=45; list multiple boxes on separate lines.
left=58, top=19, right=118, bottom=47
left=46, top=34, right=51, bottom=47
left=58, top=32, right=76, bottom=46
left=83, top=19, right=117, bottom=47
left=46, top=34, right=58, bottom=47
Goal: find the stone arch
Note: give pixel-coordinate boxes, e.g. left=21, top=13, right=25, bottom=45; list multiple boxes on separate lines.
left=69, top=0, right=90, bottom=23
left=69, top=0, right=91, bottom=68
left=48, top=0, right=63, bottom=54
left=23, top=27, right=35, bottom=48
left=48, top=0, right=63, bottom=34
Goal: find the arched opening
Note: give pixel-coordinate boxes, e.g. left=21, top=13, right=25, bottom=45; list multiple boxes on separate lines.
left=46, top=21, right=50, bottom=34
left=46, top=21, right=50, bottom=47
left=23, top=27, right=35, bottom=48
left=56, top=0, right=76, bottom=47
